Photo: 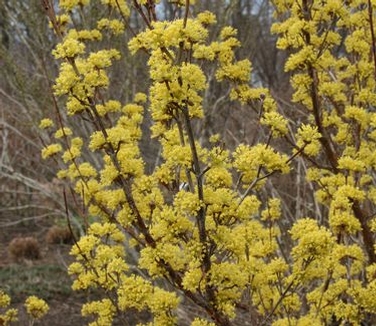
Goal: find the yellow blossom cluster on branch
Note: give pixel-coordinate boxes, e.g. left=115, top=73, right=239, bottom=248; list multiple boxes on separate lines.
left=0, top=291, right=49, bottom=325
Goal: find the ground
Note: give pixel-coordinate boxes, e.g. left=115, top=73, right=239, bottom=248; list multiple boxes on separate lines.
left=0, top=215, right=84, bottom=326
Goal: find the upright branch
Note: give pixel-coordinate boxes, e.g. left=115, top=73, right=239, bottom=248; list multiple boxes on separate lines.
left=367, top=0, right=376, bottom=79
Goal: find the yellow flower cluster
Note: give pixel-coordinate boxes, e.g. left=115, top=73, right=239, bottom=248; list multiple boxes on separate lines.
left=62, top=137, right=83, bottom=163
left=329, top=185, right=364, bottom=235
left=261, top=111, right=289, bottom=137
left=53, top=37, right=86, bottom=59
left=208, top=262, right=248, bottom=317
left=129, top=19, right=208, bottom=54
left=54, top=127, right=72, bottom=139
left=261, top=198, right=282, bottom=221
left=97, top=18, right=125, bottom=35
left=69, top=222, right=127, bottom=291
left=81, top=299, right=115, bottom=326
left=191, top=318, right=216, bottom=326
left=233, top=143, right=290, bottom=183
left=24, top=296, right=49, bottom=320
left=41, top=143, right=63, bottom=159
left=59, top=0, right=90, bottom=11
left=197, top=11, right=217, bottom=25
left=296, top=124, right=321, bottom=156
left=39, top=118, right=54, bottom=129
left=101, top=0, right=130, bottom=16
left=1, top=292, right=50, bottom=325
left=0, top=291, right=17, bottom=325
left=291, top=218, right=335, bottom=262
left=117, top=275, right=179, bottom=325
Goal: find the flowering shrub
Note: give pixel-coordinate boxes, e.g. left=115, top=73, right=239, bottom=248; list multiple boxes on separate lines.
left=40, top=0, right=376, bottom=325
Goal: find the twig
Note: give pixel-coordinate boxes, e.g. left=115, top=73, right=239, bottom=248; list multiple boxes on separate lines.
left=367, top=0, right=376, bottom=79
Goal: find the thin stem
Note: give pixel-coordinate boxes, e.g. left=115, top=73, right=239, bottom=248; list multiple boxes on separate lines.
left=115, top=0, right=138, bottom=38
left=181, top=105, right=205, bottom=243
left=183, top=0, right=190, bottom=28
left=133, top=0, right=152, bottom=29
left=367, top=0, right=376, bottom=79
left=308, top=65, right=338, bottom=172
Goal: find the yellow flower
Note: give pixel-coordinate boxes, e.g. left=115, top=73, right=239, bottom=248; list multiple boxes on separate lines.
left=134, top=92, right=147, bottom=103
left=197, top=11, right=217, bottom=25
left=101, top=0, right=130, bottom=16
left=261, top=198, right=282, bottom=221
left=52, top=37, right=85, bottom=59
left=41, top=143, right=62, bottom=159
left=96, top=19, right=125, bottom=35
left=62, top=137, right=83, bottom=162
left=82, top=299, right=116, bottom=326
left=344, top=105, right=370, bottom=130
left=233, top=143, right=290, bottom=182
left=96, top=100, right=121, bottom=116
left=60, top=0, right=90, bottom=11
left=180, top=62, right=207, bottom=90
left=216, top=59, right=251, bottom=82
left=77, top=162, right=97, bottom=177
left=24, top=296, right=49, bottom=319
left=182, top=267, right=203, bottom=292
left=191, top=318, right=216, bottom=326
left=296, top=124, right=321, bottom=156
left=117, top=275, right=152, bottom=310
left=54, top=62, right=80, bottom=96
left=261, top=111, right=289, bottom=136
left=54, top=127, right=72, bottom=139
left=88, top=222, right=126, bottom=242
left=0, top=291, right=11, bottom=307
left=290, top=218, right=335, bottom=260
left=338, top=156, right=366, bottom=172
left=220, top=26, right=237, bottom=39
left=205, top=166, right=233, bottom=188
left=39, top=118, right=54, bottom=129
left=193, top=43, right=216, bottom=60
left=87, top=49, right=121, bottom=69
left=0, top=308, right=18, bottom=325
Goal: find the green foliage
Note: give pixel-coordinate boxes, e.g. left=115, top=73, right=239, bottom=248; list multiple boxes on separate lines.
left=0, top=264, right=71, bottom=300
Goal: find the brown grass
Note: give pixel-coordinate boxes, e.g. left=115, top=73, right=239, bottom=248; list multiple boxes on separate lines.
left=8, top=236, right=41, bottom=261
left=45, top=226, right=75, bottom=245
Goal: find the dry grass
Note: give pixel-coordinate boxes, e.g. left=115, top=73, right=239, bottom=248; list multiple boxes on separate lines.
left=8, top=237, right=41, bottom=262
left=45, top=226, right=75, bottom=245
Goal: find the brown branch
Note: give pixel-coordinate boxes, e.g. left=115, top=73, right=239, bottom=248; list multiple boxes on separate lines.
left=181, top=103, right=231, bottom=325
left=133, top=0, right=152, bottom=29
left=367, top=0, right=376, bottom=79
left=183, top=0, right=190, bottom=28
left=181, top=105, right=206, bottom=244
left=309, top=68, right=338, bottom=172
left=41, top=0, right=63, bottom=40
left=352, top=201, right=376, bottom=264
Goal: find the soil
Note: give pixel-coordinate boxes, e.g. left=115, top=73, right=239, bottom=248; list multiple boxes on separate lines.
left=0, top=215, right=84, bottom=326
